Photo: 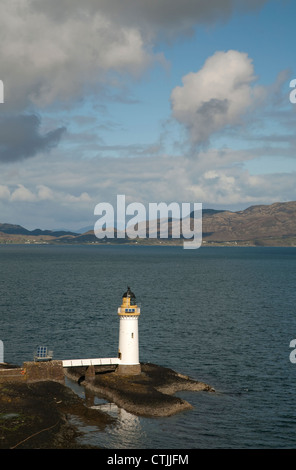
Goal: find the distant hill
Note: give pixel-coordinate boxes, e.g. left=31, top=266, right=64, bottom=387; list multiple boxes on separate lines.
left=0, top=223, right=78, bottom=238
left=201, top=201, right=296, bottom=245
left=0, top=201, right=296, bottom=246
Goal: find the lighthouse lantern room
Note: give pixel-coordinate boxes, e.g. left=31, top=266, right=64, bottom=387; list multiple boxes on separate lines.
left=117, top=287, right=141, bottom=375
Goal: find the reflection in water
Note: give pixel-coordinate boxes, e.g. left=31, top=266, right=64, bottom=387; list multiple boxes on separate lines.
left=92, top=404, right=145, bottom=449
left=67, top=377, right=146, bottom=448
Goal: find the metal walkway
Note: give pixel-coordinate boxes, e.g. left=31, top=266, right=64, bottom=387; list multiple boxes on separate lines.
left=62, top=357, right=121, bottom=368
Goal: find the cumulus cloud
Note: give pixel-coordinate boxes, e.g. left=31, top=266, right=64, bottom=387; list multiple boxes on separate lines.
left=0, top=114, right=66, bottom=163
left=0, top=185, right=10, bottom=200
left=0, top=1, right=155, bottom=111
left=0, top=146, right=294, bottom=229
left=10, top=184, right=36, bottom=202
left=5, top=148, right=292, bottom=208
left=171, top=50, right=266, bottom=146
left=33, top=0, right=268, bottom=38
left=7, top=182, right=91, bottom=206
left=64, top=192, right=92, bottom=203
left=37, top=185, right=55, bottom=201
left=0, top=1, right=268, bottom=111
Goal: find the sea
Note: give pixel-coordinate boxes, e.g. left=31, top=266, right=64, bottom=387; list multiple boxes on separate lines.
left=0, top=244, right=296, bottom=449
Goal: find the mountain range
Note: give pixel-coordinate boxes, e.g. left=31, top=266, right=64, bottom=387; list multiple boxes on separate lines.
left=0, top=201, right=296, bottom=246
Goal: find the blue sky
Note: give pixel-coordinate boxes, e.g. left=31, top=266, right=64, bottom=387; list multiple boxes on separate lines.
left=0, top=0, right=295, bottom=230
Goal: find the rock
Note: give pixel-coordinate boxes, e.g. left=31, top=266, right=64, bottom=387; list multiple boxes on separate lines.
left=65, top=362, right=214, bottom=417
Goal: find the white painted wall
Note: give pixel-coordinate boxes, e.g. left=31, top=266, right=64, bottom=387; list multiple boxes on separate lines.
left=118, top=315, right=139, bottom=365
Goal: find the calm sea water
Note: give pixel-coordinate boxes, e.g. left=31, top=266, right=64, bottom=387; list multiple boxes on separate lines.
left=0, top=244, right=296, bottom=449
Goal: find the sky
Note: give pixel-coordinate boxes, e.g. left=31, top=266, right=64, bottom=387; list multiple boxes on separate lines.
left=0, top=0, right=296, bottom=231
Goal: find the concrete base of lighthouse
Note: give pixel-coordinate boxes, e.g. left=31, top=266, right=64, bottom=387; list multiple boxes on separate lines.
left=116, top=363, right=141, bottom=376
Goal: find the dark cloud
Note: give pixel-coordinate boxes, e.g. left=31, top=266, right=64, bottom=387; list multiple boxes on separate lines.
left=31, top=0, right=269, bottom=37
left=198, top=98, right=230, bottom=120
left=0, top=114, right=66, bottom=163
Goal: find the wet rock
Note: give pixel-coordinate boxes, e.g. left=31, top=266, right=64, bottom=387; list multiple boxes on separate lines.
left=65, top=362, right=215, bottom=418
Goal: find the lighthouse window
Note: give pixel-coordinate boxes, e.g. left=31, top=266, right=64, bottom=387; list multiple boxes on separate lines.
left=131, top=333, right=134, bottom=338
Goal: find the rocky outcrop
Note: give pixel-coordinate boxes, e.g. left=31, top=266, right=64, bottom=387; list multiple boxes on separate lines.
left=65, top=362, right=214, bottom=417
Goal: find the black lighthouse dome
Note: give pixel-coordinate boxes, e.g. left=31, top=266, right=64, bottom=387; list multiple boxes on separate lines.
left=123, top=286, right=136, bottom=305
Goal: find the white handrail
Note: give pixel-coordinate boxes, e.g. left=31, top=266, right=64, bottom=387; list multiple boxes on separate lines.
left=62, top=357, right=121, bottom=367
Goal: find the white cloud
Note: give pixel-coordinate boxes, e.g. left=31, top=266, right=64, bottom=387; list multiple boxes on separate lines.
left=64, top=192, right=92, bottom=203
left=171, top=50, right=266, bottom=145
left=37, top=185, right=55, bottom=201
left=8, top=182, right=91, bottom=207
left=3, top=147, right=295, bottom=221
left=0, top=185, right=10, bottom=200
left=0, top=1, right=156, bottom=111
left=10, top=184, right=37, bottom=202
left=0, top=1, right=268, bottom=111
left=0, top=145, right=294, bottom=230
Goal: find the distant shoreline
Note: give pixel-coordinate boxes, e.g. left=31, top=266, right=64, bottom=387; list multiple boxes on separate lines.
left=1, top=201, right=296, bottom=247
left=0, top=240, right=296, bottom=247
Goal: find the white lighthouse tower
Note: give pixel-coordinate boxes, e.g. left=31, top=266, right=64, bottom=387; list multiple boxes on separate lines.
left=117, top=287, right=141, bottom=375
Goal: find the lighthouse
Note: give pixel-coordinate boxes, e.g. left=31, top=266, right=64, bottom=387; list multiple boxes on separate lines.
left=117, top=287, right=141, bottom=375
